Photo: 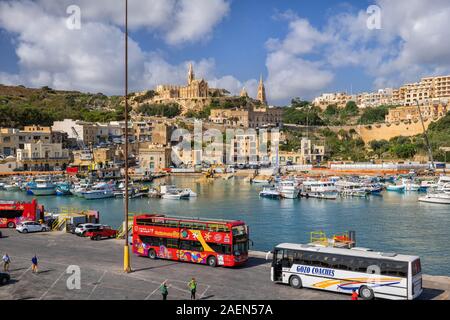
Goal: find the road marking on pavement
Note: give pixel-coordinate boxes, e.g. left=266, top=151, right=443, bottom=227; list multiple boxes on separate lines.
left=145, top=279, right=168, bottom=300
left=199, top=284, right=211, bottom=300
left=86, top=270, right=107, bottom=300
left=39, top=270, right=66, bottom=300
left=16, top=266, right=32, bottom=280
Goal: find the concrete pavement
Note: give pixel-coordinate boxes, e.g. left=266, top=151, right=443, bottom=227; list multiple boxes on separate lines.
left=0, top=229, right=448, bottom=300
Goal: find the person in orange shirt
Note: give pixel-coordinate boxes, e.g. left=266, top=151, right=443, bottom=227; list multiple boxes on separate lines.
left=351, top=289, right=359, bottom=300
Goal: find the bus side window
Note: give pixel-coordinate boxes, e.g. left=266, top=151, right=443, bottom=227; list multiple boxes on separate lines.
left=166, top=238, right=178, bottom=249
left=319, top=254, right=331, bottom=268
left=293, top=251, right=305, bottom=265
left=282, top=250, right=293, bottom=268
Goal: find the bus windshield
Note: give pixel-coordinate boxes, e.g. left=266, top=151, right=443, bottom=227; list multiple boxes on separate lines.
left=232, top=225, right=246, bottom=236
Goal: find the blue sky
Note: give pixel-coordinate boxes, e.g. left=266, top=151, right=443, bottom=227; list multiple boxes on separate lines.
left=1, top=0, right=449, bottom=105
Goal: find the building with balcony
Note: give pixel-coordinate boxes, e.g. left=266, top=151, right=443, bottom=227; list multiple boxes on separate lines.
left=16, top=142, right=71, bottom=171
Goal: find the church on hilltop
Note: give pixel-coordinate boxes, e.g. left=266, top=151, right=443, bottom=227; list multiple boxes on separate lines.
left=154, top=64, right=268, bottom=105
left=155, top=63, right=209, bottom=100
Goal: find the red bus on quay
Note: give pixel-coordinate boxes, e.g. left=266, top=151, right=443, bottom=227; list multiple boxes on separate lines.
left=0, top=199, right=43, bottom=228
left=132, top=214, right=250, bottom=267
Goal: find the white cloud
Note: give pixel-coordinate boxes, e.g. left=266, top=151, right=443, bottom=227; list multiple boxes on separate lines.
left=0, top=0, right=237, bottom=95
left=165, top=0, right=230, bottom=45
left=264, top=0, right=450, bottom=100
left=36, top=0, right=229, bottom=45
left=264, top=14, right=334, bottom=101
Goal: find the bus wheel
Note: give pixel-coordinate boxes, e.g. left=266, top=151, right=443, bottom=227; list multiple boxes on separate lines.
left=207, top=256, right=217, bottom=267
left=289, top=276, right=302, bottom=289
left=359, top=286, right=374, bottom=300
left=148, top=249, right=156, bottom=259
left=7, top=222, right=15, bottom=228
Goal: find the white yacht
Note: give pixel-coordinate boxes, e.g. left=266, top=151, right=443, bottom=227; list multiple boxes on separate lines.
left=437, top=176, right=450, bottom=191
left=161, top=189, right=191, bottom=200
left=277, top=180, right=300, bottom=199
left=82, top=183, right=115, bottom=200
left=301, top=180, right=338, bottom=200
left=336, top=181, right=368, bottom=197
left=259, top=186, right=281, bottom=199
left=418, top=192, right=450, bottom=204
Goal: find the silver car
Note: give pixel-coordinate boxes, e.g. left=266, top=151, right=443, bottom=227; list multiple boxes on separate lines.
left=16, top=221, right=50, bottom=233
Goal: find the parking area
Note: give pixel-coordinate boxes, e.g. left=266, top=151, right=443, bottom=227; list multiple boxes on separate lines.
left=0, top=229, right=448, bottom=300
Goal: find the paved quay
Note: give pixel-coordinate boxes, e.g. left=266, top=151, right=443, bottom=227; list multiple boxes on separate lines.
left=0, top=229, right=448, bottom=300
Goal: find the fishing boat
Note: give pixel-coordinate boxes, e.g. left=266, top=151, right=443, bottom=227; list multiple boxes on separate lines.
left=301, top=180, right=338, bottom=200
left=277, top=180, right=300, bottom=199
left=82, top=183, right=115, bottom=200
left=3, top=183, right=21, bottom=192
left=28, top=179, right=56, bottom=196
left=402, top=179, right=420, bottom=191
left=336, top=181, right=369, bottom=197
left=419, top=180, right=438, bottom=192
left=259, top=186, right=281, bottom=199
left=55, top=183, right=72, bottom=196
left=363, top=183, right=383, bottom=194
left=386, top=184, right=405, bottom=192
left=418, top=192, right=450, bottom=204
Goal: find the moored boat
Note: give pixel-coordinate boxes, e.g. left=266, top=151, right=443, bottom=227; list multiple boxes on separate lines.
left=418, top=192, right=450, bottom=204
left=386, top=184, right=405, bottom=192
left=277, top=180, right=300, bottom=199
left=28, top=179, right=56, bottom=196
left=259, top=186, right=281, bottom=199
left=82, top=183, right=115, bottom=200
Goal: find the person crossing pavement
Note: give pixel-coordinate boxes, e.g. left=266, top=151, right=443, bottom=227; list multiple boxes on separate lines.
left=160, top=281, right=169, bottom=300
left=188, top=278, right=197, bottom=300
left=2, top=253, right=11, bottom=272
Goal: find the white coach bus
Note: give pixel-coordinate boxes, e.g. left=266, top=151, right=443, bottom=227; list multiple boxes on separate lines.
left=271, top=243, right=423, bottom=300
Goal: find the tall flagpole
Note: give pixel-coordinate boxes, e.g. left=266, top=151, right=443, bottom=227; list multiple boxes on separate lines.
left=123, top=0, right=131, bottom=273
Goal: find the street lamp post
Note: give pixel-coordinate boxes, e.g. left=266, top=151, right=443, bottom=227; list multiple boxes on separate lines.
left=414, top=99, right=435, bottom=171
left=123, top=0, right=131, bottom=273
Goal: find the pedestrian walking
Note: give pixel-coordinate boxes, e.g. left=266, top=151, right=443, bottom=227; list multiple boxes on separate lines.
left=188, top=277, right=197, bottom=300
left=2, top=253, right=11, bottom=272
left=31, top=254, right=38, bottom=273
left=160, top=281, right=168, bottom=300
left=351, top=288, right=359, bottom=300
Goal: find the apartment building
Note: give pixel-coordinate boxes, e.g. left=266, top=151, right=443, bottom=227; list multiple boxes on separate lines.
left=209, top=106, right=283, bottom=128
left=385, top=103, right=448, bottom=123
left=312, top=92, right=355, bottom=109
left=273, top=138, right=325, bottom=165
left=16, top=141, right=71, bottom=171
left=0, top=126, right=67, bottom=157
left=357, top=89, right=395, bottom=108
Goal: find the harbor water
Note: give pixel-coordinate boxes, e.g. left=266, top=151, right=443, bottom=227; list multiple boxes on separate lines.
left=1, top=176, right=449, bottom=276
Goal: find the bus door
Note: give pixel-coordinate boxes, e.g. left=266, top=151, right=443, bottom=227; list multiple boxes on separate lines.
left=272, top=249, right=283, bottom=281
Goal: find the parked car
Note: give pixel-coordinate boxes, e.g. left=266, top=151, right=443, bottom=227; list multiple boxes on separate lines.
left=85, top=225, right=117, bottom=240
left=0, top=230, right=2, bottom=238
left=0, top=272, right=10, bottom=286
left=16, top=221, right=50, bottom=233
left=74, top=223, right=102, bottom=236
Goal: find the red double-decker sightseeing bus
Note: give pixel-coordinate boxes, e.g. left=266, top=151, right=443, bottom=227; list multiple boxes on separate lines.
left=0, top=199, right=42, bottom=228
left=132, top=214, right=250, bottom=267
